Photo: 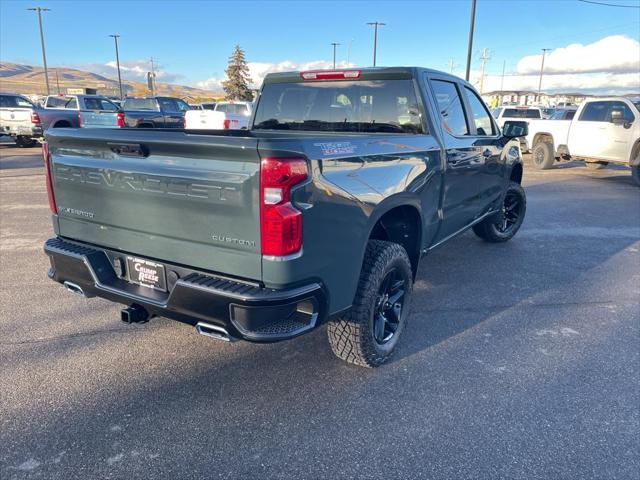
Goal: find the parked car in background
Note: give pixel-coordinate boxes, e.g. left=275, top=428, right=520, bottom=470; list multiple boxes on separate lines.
left=542, top=108, right=555, bottom=119
left=492, top=106, right=542, bottom=128
left=526, top=97, right=639, bottom=184
left=39, top=94, right=124, bottom=130
left=185, top=100, right=252, bottom=130
left=549, top=107, right=577, bottom=121
left=0, top=93, right=42, bottom=147
left=122, top=96, right=190, bottom=128
left=43, top=66, right=528, bottom=367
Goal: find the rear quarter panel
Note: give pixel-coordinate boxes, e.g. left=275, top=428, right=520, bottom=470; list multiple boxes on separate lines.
left=258, top=134, right=442, bottom=314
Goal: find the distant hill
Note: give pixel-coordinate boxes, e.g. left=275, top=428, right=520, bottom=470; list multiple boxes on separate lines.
left=0, top=62, right=222, bottom=100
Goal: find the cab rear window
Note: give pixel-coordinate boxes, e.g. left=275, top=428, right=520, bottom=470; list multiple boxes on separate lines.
left=253, top=80, right=423, bottom=133
left=503, top=108, right=541, bottom=119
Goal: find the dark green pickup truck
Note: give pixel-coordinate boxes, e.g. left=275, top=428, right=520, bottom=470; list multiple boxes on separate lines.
left=43, top=67, right=528, bottom=367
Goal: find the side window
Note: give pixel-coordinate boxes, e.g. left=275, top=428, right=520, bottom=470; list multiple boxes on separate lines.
left=565, top=111, right=576, bottom=120
left=464, top=86, right=495, bottom=135
left=159, top=99, right=180, bottom=113
left=16, top=97, right=33, bottom=108
left=175, top=99, right=191, bottom=112
left=65, top=98, right=78, bottom=109
left=579, top=101, right=611, bottom=122
left=430, top=79, right=468, bottom=136
left=609, top=101, right=635, bottom=123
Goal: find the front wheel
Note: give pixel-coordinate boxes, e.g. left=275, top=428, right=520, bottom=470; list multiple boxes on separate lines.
left=327, top=240, right=413, bottom=367
left=531, top=142, right=555, bottom=170
left=473, top=181, right=526, bottom=243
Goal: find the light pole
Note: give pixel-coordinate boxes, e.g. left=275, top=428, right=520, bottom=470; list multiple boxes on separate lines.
left=331, top=42, right=340, bottom=69
left=537, top=48, right=551, bottom=102
left=109, top=34, right=124, bottom=100
left=27, top=7, right=51, bottom=95
left=464, top=0, right=476, bottom=81
left=366, top=21, right=385, bottom=67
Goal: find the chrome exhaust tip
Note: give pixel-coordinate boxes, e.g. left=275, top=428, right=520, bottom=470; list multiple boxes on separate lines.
left=196, top=322, right=237, bottom=342
left=64, top=281, right=85, bottom=297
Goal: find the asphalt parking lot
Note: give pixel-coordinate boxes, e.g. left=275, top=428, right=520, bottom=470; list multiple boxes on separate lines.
left=1, top=143, right=638, bottom=480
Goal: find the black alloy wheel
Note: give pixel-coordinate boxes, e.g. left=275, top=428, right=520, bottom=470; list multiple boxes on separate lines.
left=373, top=268, right=406, bottom=345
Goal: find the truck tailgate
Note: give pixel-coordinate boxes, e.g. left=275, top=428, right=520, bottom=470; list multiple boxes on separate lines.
left=46, top=129, right=262, bottom=280
left=79, top=110, right=119, bottom=128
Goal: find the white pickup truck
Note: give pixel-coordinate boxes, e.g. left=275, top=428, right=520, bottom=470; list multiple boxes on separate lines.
left=184, top=101, right=252, bottom=130
left=526, top=97, right=640, bottom=185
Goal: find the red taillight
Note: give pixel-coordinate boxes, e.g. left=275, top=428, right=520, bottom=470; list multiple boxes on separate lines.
left=31, top=111, right=41, bottom=124
left=260, top=157, right=308, bottom=256
left=42, top=141, right=57, bottom=214
left=77, top=111, right=83, bottom=128
left=300, top=70, right=361, bottom=81
left=116, top=111, right=125, bottom=127
left=223, top=119, right=231, bottom=129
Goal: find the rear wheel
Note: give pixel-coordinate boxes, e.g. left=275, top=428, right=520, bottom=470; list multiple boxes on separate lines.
left=473, top=181, right=526, bottom=243
left=531, top=142, right=555, bottom=170
left=585, top=161, right=608, bottom=170
left=327, top=240, right=413, bottom=367
left=15, top=136, right=37, bottom=148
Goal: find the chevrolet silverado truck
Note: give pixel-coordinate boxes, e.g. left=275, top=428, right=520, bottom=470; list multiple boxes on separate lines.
left=0, top=93, right=42, bottom=147
left=526, top=97, right=640, bottom=185
left=39, top=94, right=125, bottom=130
left=43, top=67, right=528, bottom=367
left=122, top=96, right=191, bottom=128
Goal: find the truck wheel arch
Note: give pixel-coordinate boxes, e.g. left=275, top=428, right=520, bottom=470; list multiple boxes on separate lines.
left=630, top=139, right=640, bottom=166
left=532, top=133, right=555, bottom=153
left=509, top=162, right=523, bottom=184
left=366, top=203, right=423, bottom=278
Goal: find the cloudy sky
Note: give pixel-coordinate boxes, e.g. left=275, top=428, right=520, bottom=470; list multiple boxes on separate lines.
left=1, top=0, right=639, bottom=94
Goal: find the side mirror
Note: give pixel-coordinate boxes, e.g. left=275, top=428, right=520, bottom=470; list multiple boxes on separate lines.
left=610, top=109, right=625, bottom=125
left=502, top=120, right=528, bottom=138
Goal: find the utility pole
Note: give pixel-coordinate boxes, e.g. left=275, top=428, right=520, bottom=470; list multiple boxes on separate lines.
left=331, top=42, right=340, bottom=69
left=447, top=58, right=457, bottom=74
left=55, top=69, right=60, bottom=94
left=500, top=60, right=506, bottom=91
left=537, top=48, right=551, bottom=102
left=366, top=21, right=385, bottom=67
left=478, top=48, right=490, bottom=94
left=150, top=57, right=156, bottom=96
left=464, top=0, right=476, bottom=81
left=27, top=7, right=51, bottom=95
left=109, top=34, right=124, bottom=100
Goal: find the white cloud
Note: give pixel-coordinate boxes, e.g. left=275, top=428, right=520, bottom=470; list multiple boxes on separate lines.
left=462, top=35, right=640, bottom=95
left=473, top=71, right=640, bottom=95
left=195, top=60, right=354, bottom=91
left=516, top=35, right=640, bottom=75
left=67, top=59, right=184, bottom=84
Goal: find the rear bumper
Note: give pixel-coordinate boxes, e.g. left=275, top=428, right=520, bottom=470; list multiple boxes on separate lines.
left=1, top=124, right=43, bottom=137
left=44, top=237, right=327, bottom=342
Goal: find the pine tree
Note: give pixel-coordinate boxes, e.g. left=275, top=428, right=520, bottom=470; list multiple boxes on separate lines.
left=222, top=45, right=253, bottom=101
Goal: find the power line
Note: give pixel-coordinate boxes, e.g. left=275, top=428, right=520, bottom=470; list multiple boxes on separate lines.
left=577, top=0, right=640, bottom=8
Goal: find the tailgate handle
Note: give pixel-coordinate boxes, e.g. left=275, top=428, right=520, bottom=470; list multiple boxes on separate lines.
left=108, top=143, right=149, bottom=157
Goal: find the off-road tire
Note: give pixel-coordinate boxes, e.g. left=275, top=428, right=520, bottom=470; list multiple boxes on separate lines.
left=632, top=164, right=640, bottom=186
left=585, top=161, right=608, bottom=170
left=473, top=181, right=526, bottom=243
left=531, top=142, right=555, bottom=170
left=15, top=136, right=37, bottom=148
left=327, top=240, right=413, bottom=368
